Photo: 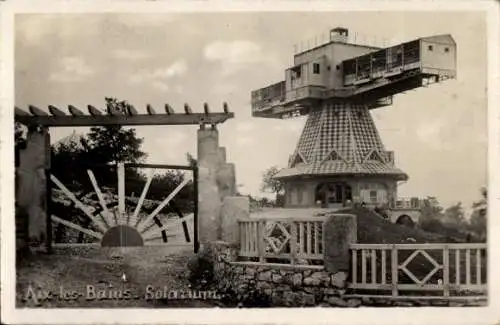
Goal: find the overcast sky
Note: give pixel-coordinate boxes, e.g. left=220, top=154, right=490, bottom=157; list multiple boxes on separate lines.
left=14, top=11, right=487, bottom=211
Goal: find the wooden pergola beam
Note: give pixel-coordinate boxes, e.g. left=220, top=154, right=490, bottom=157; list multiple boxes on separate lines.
left=15, top=112, right=234, bottom=127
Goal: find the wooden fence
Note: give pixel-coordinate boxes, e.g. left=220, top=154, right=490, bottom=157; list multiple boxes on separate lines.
left=238, top=217, right=325, bottom=265
left=236, top=218, right=487, bottom=300
left=348, top=243, right=487, bottom=299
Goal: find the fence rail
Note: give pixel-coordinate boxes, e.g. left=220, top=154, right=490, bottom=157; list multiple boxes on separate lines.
left=349, top=243, right=487, bottom=299
left=238, top=217, right=326, bottom=265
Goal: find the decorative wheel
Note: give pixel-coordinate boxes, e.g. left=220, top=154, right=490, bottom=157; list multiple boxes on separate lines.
left=50, top=163, right=194, bottom=247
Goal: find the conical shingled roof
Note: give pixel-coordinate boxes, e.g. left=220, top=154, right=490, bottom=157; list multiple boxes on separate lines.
left=275, top=103, right=408, bottom=180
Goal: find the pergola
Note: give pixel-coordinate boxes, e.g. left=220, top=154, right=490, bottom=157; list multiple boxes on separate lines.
left=14, top=102, right=235, bottom=253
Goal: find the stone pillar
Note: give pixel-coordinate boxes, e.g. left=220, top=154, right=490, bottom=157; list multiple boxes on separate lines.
left=17, top=127, right=50, bottom=246
left=218, top=147, right=227, bottom=165
left=197, top=127, right=222, bottom=244
left=216, top=163, right=236, bottom=198
left=323, top=213, right=357, bottom=273
left=221, top=196, right=249, bottom=243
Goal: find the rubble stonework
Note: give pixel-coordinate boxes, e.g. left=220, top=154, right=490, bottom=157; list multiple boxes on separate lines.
left=206, top=240, right=484, bottom=307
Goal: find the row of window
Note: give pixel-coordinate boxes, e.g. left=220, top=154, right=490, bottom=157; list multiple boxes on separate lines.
left=428, top=44, right=450, bottom=53
left=288, top=184, right=387, bottom=205
left=291, top=63, right=322, bottom=80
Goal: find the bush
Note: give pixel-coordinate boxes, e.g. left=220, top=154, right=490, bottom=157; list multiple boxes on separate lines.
left=187, top=249, right=215, bottom=291
left=217, top=283, right=272, bottom=308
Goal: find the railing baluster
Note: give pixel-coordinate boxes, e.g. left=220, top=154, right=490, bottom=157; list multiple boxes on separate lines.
left=243, top=223, right=246, bottom=252
left=352, top=249, right=358, bottom=284
left=255, top=221, right=259, bottom=253
left=391, top=245, right=398, bottom=297
left=251, top=222, right=256, bottom=252
left=245, top=223, right=250, bottom=253
left=381, top=249, right=387, bottom=284
left=307, top=222, right=312, bottom=255
left=466, top=249, right=471, bottom=285
left=239, top=223, right=243, bottom=254
left=371, top=249, right=377, bottom=284
left=476, top=249, right=481, bottom=285
left=443, top=245, right=450, bottom=297
left=314, top=222, right=319, bottom=255
left=258, top=221, right=265, bottom=262
left=299, top=221, right=304, bottom=254
left=361, top=249, right=367, bottom=284
left=290, top=220, right=297, bottom=265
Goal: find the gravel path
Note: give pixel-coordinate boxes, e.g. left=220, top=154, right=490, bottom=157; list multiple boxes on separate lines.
left=16, top=246, right=218, bottom=308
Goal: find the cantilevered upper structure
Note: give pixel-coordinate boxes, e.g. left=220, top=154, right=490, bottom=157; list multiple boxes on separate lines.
left=251, top=27, right=456, bottom=210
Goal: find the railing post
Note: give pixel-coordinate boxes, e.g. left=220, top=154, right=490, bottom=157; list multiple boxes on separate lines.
left=290, top=219, right=297, bottom=265
left=443, top=245, right=450, bottom=297
left=391, top=244, right=398, bottom=297
left=257, top=220, right=265, bottom=263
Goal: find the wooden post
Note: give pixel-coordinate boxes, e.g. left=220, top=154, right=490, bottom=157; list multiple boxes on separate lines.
left=361, top=249, right=367, bottom=284
left=352, top=249, right=357, bottom=284
left=45, top=169, right=52, bottom=254
left=258, top=220, right=265, bottom=262
left=381, top=249, right=387, bottom=284
left=193, top=165, right=199, bottom=253
left=289, top=219, right=297, bottom=265
left=391, top=244, right=398, bottom=297
left=443, top=245, right=450, bottom=297
left=117, top=163, right=125, bottom=223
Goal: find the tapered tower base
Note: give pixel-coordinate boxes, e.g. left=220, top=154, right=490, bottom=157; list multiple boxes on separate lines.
left=275, top=102, right=408, bottom=209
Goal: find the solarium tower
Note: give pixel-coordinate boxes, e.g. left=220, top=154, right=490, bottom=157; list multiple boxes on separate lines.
left=251, top=27, right=456, bottom=213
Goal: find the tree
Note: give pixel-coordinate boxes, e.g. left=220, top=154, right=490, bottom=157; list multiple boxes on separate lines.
left=418, top=196, right=446, bottom=234
left=469, top=187, right=487, bottom=241
left=443, top=202, right=466, bottom=230
left=186, top=152, right=197, bottom=168
left=85, top=98, right=146, bottom=165
left=260, top=166, right=284, bottom=203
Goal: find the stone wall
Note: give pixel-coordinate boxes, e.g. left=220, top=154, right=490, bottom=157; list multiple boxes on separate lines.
left=205, top=241, right=486, bottom=307
left=207, top=241, right=357, bottom=307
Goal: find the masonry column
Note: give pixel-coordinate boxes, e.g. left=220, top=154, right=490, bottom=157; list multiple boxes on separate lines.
left=197, top=125, right=222, bottom=244
left=216, top=147, right=237, bottom=199
left=18, top=126, right=51, bottom=247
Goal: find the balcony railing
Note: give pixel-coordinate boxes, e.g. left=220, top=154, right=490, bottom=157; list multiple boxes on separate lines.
left=251, top=81, right=286, bottom=111
left=392, top=197, right=426, bottom=210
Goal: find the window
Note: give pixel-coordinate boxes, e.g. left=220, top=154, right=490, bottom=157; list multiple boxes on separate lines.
left=370, top=190, right=377, bottom=203
left=297, top=186, right=304, bottom=204
left=428, top=45, right=433, bottom=51
left=444, top=47, right=450, bottom=53
left=313, top=63, right=320, bottom=74
left=291, top=66, right=302, bottom=79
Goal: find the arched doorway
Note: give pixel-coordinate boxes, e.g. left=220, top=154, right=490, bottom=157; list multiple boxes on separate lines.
left=315, top=182, right=352, bottom=209
left=395, top=214, right=415, bottom=228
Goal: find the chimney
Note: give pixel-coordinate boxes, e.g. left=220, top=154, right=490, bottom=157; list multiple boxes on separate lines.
left=330, top=27, right=349, bottom=43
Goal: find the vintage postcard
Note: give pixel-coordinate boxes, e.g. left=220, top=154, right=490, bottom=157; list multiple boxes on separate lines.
left=1, top=0, right=499, bottom=324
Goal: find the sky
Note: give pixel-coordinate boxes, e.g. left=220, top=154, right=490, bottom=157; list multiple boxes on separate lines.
left=14, top=11, right=487, bottom=211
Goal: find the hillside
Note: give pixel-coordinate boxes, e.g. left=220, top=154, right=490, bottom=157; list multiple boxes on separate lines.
left=339, top=207, right=446, bottom=244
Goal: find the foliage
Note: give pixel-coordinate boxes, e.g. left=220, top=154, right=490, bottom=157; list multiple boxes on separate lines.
left=260, top=166, right=283, bottom=194
left=186, top=152, right=197, bottom=168
left=468, top=187, right=487, bottom=241
left=84, top=98, right=147, bottom=165
left=260, top=166, right=284, bottom=206
left=442, top=202, right=466, bottom=230
left=15, top=122, right=27, bottom=146
left=46, top=97, right=196, bottom=241
left=187, top=249, right=215, bottom=291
